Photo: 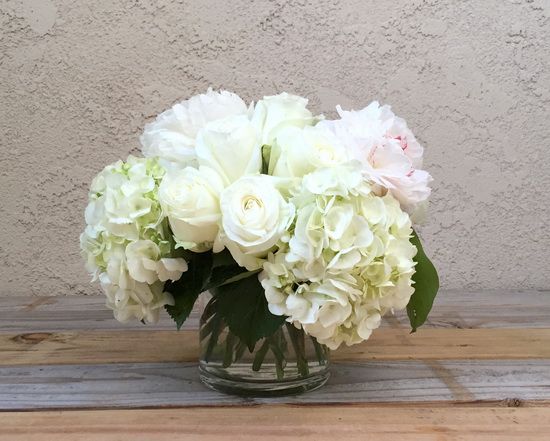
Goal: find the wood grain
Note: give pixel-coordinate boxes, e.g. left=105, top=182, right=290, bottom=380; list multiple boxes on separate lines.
left=0, top=292, right=549, bottom=438
left=1, top=406, right=549, bottom=441
left=0, top=295, right=201, bottom=332
left=1, top=360, right=548, bottom=410
left=2, top=290, right=548, bottom=333
left=1, top=328, right=549, bottom=366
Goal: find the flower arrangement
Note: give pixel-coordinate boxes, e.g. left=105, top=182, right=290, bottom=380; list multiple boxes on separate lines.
left=81, top=89, right=438, bottom=394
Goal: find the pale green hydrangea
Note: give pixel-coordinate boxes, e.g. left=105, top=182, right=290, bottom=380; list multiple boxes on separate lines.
left=80, top=156, right=187, bottom=323
left=260, top=164, right=417, bottom=349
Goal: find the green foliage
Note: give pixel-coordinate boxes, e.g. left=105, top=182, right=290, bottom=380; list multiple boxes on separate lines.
left=164, top=252, right=212, bottom=329
left=407, top=230, right=440, bottom=332
left=164, top=249, right=252, bottom=329
left=212, top=273, right=287, bottom=351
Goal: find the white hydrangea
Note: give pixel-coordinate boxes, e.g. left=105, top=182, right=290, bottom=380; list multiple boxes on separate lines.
left=80, top=156, right=187, bottom=323
left=140, top=89, right=248, bottom=168
left=260, top=164, right=417, bottom=349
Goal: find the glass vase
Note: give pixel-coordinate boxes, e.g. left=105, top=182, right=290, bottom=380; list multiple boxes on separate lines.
left=198, top=295, right=330, bottom=396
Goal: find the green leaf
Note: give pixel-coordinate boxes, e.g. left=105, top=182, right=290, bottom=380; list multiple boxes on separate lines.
left=164, top=249, right=260, bottom=329
left=252, top=339, right=270, bottom=371
left=206, top=249, right=251, bottom=289
left=407, top=229, right=440, bottom=332
left=164, top=252, right=213, bottom=329
left=212, top=273, right=287, bottom=351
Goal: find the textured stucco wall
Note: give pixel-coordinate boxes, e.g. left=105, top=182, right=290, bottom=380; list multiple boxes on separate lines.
left=1, top=0, right=549, bottom=296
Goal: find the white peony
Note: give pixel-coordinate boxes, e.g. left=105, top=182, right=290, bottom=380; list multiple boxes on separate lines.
left=318, top=102, right=432, bottom=214
left=217, top=175, right=295, bottom=270
left=158, top=166, right=225, bottom=252
left=140, top=89, right=248, bottom=167
left=267, top=125, right=351, bottom=178
left=260, top=166, right=417, bottom=349
left=80, top=156, right=186, bottom=323
left=196, top=115, right=262, bottom=185
left=252, top=92, right=318, bottom=145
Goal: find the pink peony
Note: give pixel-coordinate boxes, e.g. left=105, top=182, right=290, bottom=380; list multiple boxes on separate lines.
left=318, top=102, right=432, bottom=214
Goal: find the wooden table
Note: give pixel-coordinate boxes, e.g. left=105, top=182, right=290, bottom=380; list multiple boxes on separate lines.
left=0, top=290, right=549, bottom=440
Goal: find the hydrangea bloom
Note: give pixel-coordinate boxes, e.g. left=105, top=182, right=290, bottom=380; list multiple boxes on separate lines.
left=80, top=156, right=187, bottom=323
left=260, top=164, right=417, bottom=349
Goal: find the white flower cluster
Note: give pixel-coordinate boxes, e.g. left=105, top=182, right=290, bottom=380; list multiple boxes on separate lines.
left=83, top=89, right=433, bottom=347
left=80, top=156, right=187, bottom=323
left=150, top=91, right=317, bottom=263
left=260, top=164, right=416, bottom=349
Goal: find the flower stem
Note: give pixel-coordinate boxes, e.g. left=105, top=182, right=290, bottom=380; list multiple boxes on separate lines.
left=268, top=333, right=287, bottom=380
left=286, top=323, right=309, bottom=377
left=310, top=335, right=328, bottom=365
left=222, top=331, right=237, bottom=368
left=252, top=339, right=270, bottom=371
left=234, top=340, right=247, bottom=363
left=204, top=315, right=224, bottom=362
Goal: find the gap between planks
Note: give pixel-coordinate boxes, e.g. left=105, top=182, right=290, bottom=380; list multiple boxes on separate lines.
left=1, top=406, right=550, bottom=441
left=1, top=328, right=549, bottom=366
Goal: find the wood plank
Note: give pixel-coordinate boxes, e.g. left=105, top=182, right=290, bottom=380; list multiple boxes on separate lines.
left=0, top=360, right=548, bottom=410
left=1, top=328, right=549, bottom=367
left=1, top=290, right=549, bottom=333
left=0, top=295, right=201, bottom=332
left=332, top=328, right=550, bottom=361
left=1, top=406, right=549, bottom=441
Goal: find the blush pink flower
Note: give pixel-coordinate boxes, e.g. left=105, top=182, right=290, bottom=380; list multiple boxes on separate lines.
left=317, top=102, right=432, bottom=214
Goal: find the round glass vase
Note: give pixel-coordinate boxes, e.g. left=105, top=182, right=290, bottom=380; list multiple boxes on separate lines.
left=198, top=296, right=330, bottom=397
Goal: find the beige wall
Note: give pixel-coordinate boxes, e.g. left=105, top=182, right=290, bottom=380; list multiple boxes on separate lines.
left=1, top=0, right=549, bottom=296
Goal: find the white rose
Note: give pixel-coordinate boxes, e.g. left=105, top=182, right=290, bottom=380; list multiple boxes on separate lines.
left=125, top=240, right=187, bottom=284
left=159, top=166, right=225, bottom=252
left=268, top=125, right=350, bottom=178
left=218, top=175, right=295, bottom=270
left=251, top=92, right=317, bottom=145
left=196, top=115, right=262, bottom=185
left=140, top=89, right=248, bottom=166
